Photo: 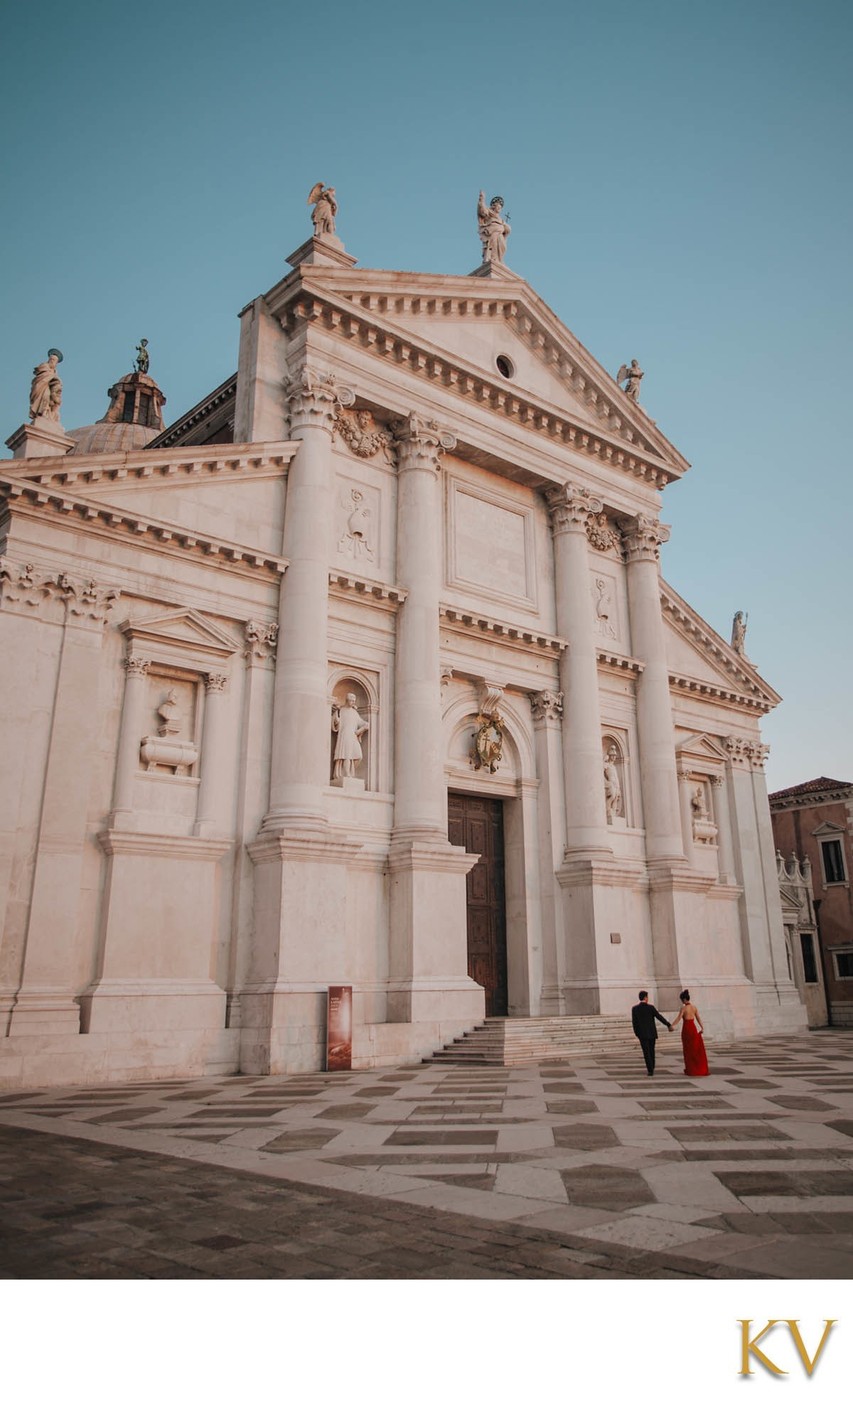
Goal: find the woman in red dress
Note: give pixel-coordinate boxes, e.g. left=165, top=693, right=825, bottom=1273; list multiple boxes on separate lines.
left=672, top=989, right=709, bottom=1076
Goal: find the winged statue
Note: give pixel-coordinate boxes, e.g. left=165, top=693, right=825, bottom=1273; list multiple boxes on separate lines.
left=307, top=182, right=337, bottom=237
left=616, top=359, right=644, bottom=402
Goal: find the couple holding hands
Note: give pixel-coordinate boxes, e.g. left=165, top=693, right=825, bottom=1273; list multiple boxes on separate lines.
left=631, top=989, right=709, bottom=1077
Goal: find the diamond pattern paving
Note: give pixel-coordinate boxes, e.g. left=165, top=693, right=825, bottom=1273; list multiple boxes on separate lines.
left=1, top=1032, right=853, bottom=1277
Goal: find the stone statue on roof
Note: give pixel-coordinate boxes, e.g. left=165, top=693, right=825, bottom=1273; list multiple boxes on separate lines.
left=477, top=192, right=511, bottom=264
left=308, top=183, right=337, bottom=238
left=731, top=610, right=748, bottom=655
left=616, top=359, right=644, bottom=402
left=135, top=339, right=149, bottom=374
left=29, top=349, right=63, bottom=423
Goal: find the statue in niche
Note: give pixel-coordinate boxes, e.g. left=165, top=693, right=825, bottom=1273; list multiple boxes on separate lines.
left=473, top=714, right=505, bottom=774
left=157, top=688, right=183, bottom=737
left=29, top=348, right=63, bottom=422
left=135, top=339, right=149, bottom=374
left=331, top=692, right=369, bottom=780
left=616, top=359, right=644, bottom=402
left=690, top=780, right=718, bottom=844
left=338, top=488, right=375, bottom=562
left=477, top=192, right=511, bottom=264
left=594, top=577, right=617, bottom=639
left=307, top=182, right=337, bottom=237
left=731, top=609, right=748, bottom=655
left=603, top=745, right=624, bottom=822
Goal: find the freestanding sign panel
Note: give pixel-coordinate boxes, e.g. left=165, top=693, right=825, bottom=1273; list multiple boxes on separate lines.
left=326, top=985, right=353, bottom=1071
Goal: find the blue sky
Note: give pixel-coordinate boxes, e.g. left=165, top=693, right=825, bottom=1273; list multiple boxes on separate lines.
left=1, top=0, right=850, bottom=791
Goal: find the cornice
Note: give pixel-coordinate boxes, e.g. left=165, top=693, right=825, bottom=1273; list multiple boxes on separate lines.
left=660, top=581, right=780, bottom=709
left=0, top=471, right=287, bottom=578
left=272, top=283, right=684, bottom=489
left=329, top=572, right=407, bottom=607
left=148, top=373, right=237, bottom=449
left=11, top=441, right=296, bottom=491
left=440, top=603, right=565, bottom=656
left=598, top=651, right=644, bottom=678
left=668, top=673, right=771, bottom=713
left=770, top=785, right=853, bottom=811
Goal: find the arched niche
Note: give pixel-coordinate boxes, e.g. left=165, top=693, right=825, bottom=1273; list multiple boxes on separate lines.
left=328, top=671, right=378, bottom=792
left=602, top=731, right=629, bottom=826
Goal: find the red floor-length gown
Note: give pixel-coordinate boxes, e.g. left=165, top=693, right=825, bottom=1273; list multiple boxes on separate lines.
left=681, top=1018, right=709, bottom=1076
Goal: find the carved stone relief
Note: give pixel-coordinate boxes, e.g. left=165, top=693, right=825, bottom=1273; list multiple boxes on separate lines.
left=586, top=511, right=620, bottom=555
left=471, top=684, right=505, bottom=775
left=244, top=621, right=278, bottom=665
left=0, top=558, right=119, bottom=623
left=592, top=574, right=618, bottom=641
left=336, top=482, right=379, bottom=565
left=334, top=407, right=391, bottom=462
left=529, top=690, right=563, bottom=723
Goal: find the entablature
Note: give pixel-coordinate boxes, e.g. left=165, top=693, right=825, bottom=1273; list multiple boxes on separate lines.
left=10, top=441, right=296, bottom=492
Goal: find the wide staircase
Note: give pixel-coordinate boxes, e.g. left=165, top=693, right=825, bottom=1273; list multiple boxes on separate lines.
left=430, top=1014, right=638, bottom=1066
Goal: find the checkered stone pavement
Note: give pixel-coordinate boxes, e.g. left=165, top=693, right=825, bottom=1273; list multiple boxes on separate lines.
left=1, top=1031, right=852, bottom=1278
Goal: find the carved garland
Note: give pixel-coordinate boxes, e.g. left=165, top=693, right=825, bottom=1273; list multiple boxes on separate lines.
left=0, top=557, right=119, bottom=623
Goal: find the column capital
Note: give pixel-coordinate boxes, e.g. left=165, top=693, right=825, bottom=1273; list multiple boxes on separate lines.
left=618, top=513, right=670, bottom=562
left=529, top=689, right=564, bottom=723
left=123, top=654, right=151, bottom=679
left=285, top=365, right=354, bottom=433
left=203, top=671, right=229, bottom=694
left=392, top=412, right=456, bottom=477
left=547, top=484, right=603, bottom=537
left=244, top=620, right=278, bottom=666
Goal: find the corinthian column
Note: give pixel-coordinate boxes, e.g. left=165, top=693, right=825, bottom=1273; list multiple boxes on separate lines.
left=547, top=485, right=611, bottom=858
left=620, top=514, right=683, bottom=862
left=263, top=366, right=352, bottom=833
left=391, top=413, right=456, bottom=842
left=110, top=654, right=150, bottom=827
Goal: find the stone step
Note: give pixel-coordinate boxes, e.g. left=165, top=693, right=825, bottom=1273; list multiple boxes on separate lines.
left=429, top=1014, right=638, bottom=1065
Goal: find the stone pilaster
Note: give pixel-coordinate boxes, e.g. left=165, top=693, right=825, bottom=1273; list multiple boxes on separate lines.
left=193, top=672, right=231, bottom=837
left=387, top=413, right=483, bottom=1027
left=529, top=690, right=568, bottom=1015
left=109, top=655, right=151, bottom=828
left=10, top=575, right=119, bottom=1035
left=710, top=773, right=736, bottom=883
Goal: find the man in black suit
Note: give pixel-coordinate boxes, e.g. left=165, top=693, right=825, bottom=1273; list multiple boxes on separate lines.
left=631, top=990, right=672, bottom=1076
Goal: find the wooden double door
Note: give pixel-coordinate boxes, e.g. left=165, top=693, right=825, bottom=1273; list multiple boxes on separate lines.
left=447, top=792, right=508, bottom=1017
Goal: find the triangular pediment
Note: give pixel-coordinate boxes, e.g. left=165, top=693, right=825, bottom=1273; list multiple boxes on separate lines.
left=271, top=264, right=688, bottom=476
left=121, top=608, right=241, bottom=661
left=676, top=732, right=729, bottom=767
left=662, top=582, right=780, bottom=711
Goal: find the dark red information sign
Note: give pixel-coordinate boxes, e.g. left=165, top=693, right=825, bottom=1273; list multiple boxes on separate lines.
left=326, top=985, right=353, bottom=1071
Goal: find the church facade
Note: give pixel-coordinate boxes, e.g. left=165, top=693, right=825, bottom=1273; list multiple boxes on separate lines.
left=0, top=203, right=806, bottom=1086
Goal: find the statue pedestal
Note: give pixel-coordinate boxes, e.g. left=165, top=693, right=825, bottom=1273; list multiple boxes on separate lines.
left=468, top=259, right=519, bottom=279
left=286, top=236, right=358, bottom=270
left=6, top=419, right=75, bottom=460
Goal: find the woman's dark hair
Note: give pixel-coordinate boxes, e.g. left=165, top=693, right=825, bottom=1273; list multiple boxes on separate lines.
left=679, top=989, right=690, bottom=1003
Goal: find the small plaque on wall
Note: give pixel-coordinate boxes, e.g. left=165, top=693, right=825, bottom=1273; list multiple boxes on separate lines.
left=326, top=986, right=353, bottom=1071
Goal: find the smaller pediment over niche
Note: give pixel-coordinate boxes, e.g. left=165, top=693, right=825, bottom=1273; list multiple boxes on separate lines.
left=812, top=820, right=846, bottom=838
left=676, top=732, right=728, bottom=771
left=120, top=607, right=241, bottom=670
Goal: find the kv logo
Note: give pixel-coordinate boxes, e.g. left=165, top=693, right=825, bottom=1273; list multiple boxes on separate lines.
left=738, top=1319, right=837, bottom=1377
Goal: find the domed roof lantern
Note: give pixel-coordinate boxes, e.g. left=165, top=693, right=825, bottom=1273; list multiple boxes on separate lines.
left=65, top=340, right=167, bottom=455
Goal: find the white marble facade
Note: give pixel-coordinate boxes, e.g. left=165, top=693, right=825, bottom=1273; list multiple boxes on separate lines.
left=0, top=222, right=806, bottom=1084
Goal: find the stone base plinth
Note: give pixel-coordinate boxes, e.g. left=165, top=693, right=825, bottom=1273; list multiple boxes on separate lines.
left=5, top=420, right=75, bottom=459
left=286, top=236, right=358, bottom=269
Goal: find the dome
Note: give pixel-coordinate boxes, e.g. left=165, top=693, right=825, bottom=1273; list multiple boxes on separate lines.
left=65, top=420, right=160, bottom=455
left=66, top=366, right=167, bottom=456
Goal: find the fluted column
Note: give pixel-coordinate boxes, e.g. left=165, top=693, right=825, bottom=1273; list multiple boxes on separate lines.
left=194, top=671, right=230, bottom=836
left=547, top=485, right=610, bottom=858
left=620, top=514, right=684, bottom=861
left=392, top=413, right=456, bottom=842
left=263, top=367, right=352, bottom=833
left=110, top=654, right=150, bottom=826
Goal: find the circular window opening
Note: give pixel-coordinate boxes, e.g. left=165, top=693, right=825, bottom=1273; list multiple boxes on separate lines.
left=495, top=354, right=515, bottom=379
